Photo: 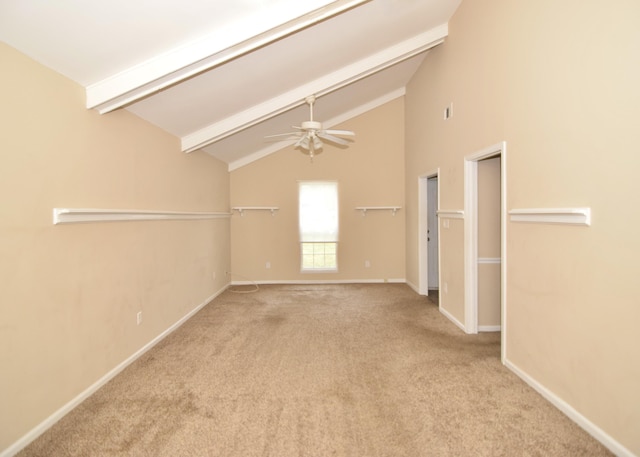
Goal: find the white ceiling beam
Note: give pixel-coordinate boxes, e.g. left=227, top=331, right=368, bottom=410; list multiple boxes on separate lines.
left=86, top=0, right=370, bottom=114
left=181, top=24, right=448, bottom=153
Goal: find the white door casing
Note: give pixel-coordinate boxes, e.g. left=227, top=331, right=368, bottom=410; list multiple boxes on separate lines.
left=464, top=141, right=507, bottom=363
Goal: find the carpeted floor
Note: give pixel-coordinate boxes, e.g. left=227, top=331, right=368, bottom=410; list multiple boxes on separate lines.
left=18, top=284, right=612, bottom=456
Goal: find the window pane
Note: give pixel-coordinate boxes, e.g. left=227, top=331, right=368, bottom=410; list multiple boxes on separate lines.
left=302, top=254, right=314, bottom=268
left=301, top=242, right=337, bottom=271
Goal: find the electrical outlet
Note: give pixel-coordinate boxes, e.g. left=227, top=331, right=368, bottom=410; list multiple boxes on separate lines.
left=364, top=260, right=371, bottom=268
left=443, top=102, right=453, bottom=120
left=443, top=282, right=448, bottom=294
left=266, top=261, right=271, bottom=269
left=136, top=311, right=142, bottom=326
left=212, top=271, right=216, bottom=280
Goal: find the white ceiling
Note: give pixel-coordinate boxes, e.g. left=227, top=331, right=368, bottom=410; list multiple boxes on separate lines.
left=0, top=0, right=461, bottom=170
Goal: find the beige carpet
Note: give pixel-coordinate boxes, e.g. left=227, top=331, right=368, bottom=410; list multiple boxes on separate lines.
left=19, top=284, right=612, bottom=456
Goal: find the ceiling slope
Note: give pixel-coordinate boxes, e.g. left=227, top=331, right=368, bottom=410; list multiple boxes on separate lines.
left=180, top=25, right=447, bottom=154
left=0, top=0, right=462, bottom=169
left=85, top=0, right=370, bottom=114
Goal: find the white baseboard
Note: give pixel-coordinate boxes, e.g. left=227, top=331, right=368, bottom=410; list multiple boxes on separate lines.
left=478, top=325, right=501, bottom=332
left=1, top=285, right=229, bottom=457
left=504, top=358, right=635, bottom=457
left=405, top=280, right=420, bottom=294
left=439, top=306, right=466, bottom=332
left=231, top=279, right=407, bottom=286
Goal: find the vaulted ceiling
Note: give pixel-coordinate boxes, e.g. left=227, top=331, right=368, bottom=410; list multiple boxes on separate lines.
left=0, top=0, right=461, bottom=170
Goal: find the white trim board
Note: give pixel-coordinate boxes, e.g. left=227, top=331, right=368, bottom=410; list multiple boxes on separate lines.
left=504, top=359, right=635, bottom=457
left=53, top=208, right=231, bottom=225
left=436, top=210, right=464, bottom=219
left=230, top=279, right=406, bottom=286
left=439, top=306, right=466, bottom=333
left=508, top=208, right=591, bottom=226
left=478, top=257, right=501, bottom=264
left=478, top=325, right=501, bottom=332
left=0, top=285, right=229, bottom=457
left=405, top=280, right=420, bottom=295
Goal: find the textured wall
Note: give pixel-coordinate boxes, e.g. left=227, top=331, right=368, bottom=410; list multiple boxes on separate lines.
left=230, top=98, right=405, bottom=283
left=0, top=43, right=231, bottom=450
left=405, top=0, right=640, bottom=453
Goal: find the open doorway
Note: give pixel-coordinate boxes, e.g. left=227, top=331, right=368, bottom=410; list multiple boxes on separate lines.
left=427, top=176, right=439, bottom=294
left=464, top=142, right=507, bottom=362
left=418, top=171, right=440, bottom=300
left=477, top=157, right=501, bottom=332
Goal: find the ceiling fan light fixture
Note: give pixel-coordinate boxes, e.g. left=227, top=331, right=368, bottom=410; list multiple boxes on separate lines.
left=265, top=94, right=355, bottom=161
left=312, top=135, right=323, bottom=151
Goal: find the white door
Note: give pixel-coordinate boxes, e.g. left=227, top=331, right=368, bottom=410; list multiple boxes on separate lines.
left=427, top=177, right=439, bottom=289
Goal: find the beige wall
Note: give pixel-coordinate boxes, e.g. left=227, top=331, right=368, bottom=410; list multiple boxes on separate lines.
left=405, top=0, right=640, bottom=453
left=230, top=98, right=405, bottom=283
left=0, top=43, right=231, bottom=450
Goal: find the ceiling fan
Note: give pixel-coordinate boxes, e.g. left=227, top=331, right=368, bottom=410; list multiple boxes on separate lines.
left=265, top=95, right=355, bottom=160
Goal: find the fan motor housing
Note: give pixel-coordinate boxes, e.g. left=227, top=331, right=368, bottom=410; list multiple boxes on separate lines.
left=301, top=120, right=322, bottom=131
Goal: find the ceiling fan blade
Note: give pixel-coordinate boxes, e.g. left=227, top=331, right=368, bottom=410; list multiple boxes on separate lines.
left=266, top=96, right=355, bottom=156
left=264, top=132, right=301, bottom=141
left=323, top=129, right=355, bottom=136
left=317, top=132, right=352, bottom=146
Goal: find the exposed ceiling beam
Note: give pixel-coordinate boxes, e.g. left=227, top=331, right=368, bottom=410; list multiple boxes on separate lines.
left=86, top=0, right=370, bottom=114
left=181, top=24, right=448, bottom=154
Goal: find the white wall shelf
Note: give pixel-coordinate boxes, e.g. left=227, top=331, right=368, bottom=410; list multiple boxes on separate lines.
left=436, top=210, right=464, bottom=219
left=232, top=206, right=279, bottom=216
left=53, top=208, right=231, bottom=225
left=508, top=208, right=591, bottom=226
left=355, top=206, right=402, bottom=216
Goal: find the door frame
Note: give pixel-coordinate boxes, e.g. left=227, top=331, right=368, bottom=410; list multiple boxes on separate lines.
left=418, top=169, right=440, bottom=296
left=464, top=142, right=507, bottom=363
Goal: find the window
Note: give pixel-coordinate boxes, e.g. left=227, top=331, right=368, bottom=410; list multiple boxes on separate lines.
left=299, top=181, right=339, bottom=272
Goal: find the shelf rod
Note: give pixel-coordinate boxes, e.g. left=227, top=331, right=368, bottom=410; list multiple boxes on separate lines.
left=232, top=206, right=279, bottom=216
left=355, top=206, right=402, bottom=216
